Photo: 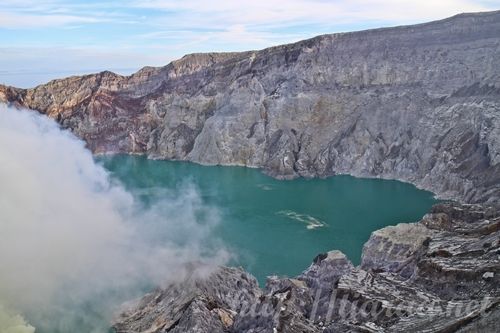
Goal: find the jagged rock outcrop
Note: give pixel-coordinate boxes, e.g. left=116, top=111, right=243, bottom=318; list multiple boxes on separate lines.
left=112, top=203, right=500, bottom=332
left=1, top=11, right=499, bottom=204
left=113, top=266, right=262, bottom=333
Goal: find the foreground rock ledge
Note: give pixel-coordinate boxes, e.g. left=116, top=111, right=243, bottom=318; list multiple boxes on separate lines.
left=113, top=203, right=500, bottom=333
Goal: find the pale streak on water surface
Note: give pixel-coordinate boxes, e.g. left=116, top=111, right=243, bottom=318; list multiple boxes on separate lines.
left=276, top=210, right=327, bottom=230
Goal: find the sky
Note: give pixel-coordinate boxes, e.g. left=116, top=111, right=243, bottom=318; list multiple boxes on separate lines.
left=0, top=0, right=498, bottom=87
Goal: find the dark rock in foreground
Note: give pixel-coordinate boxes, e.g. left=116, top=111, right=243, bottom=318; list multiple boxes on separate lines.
left=1, top=11, right=500, bottom=205
left=113, top=203, right=500, bottom=332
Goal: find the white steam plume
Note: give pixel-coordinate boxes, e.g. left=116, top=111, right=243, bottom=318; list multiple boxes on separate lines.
left=0, top=105, right=228, bottom=332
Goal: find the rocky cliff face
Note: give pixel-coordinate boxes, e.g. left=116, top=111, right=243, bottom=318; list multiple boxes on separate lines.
left=1, top=11, right=498, bottom=332
left=112, top=203, right=500, bottom=332
left=1, top=11, right=499, bottom=204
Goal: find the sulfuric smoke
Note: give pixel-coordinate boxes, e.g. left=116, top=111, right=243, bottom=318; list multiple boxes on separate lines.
left=0, top=105, right=228, bottom=332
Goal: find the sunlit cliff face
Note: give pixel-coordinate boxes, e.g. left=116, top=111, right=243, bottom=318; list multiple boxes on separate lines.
left=0, top=105, right=227, bottom=332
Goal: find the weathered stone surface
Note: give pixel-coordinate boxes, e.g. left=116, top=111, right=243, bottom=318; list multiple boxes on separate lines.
left=361, top=223, right=432, bottom=277
left=113, top=266, right=261, bottom=333
left=113, top=203, right=500, bottom=332
left=1, top=10, right=499, bottom=333
left=299, top=250, right=354, bottom=290
left=232, top=277, right=319, bottom=333
left=1, top=11, right=500, bottom=204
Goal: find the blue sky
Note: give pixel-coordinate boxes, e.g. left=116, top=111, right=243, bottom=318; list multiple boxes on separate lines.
left=0, top=0, right=498, bottom=87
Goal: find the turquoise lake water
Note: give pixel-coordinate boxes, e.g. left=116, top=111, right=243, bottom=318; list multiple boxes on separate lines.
left=99, top=155, right=438, bottom=284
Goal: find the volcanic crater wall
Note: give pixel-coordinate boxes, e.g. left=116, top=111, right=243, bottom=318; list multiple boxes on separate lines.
left=1, top=11, right=500, bottom=205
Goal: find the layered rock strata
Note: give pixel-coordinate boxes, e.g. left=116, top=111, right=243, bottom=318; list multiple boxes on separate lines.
left=1, top=11, right=499, bottom=332
left=1, top=11, right=500, bottom=204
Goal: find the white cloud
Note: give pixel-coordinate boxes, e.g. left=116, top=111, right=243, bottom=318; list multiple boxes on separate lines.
left=0, top=0, right=494, bottom=29
left=0, top=11, right=100, bottom=28
left=0, top=0, right=134, bottom=29
left=134, top=0, right=492, bottom=29
left=129, top=0, right=495, bottom=55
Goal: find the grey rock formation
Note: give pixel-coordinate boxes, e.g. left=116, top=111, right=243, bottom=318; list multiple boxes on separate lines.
left=112, top=203, right=500, bottom=332
left=113, top=266, right=261, bottom=333
left=1, top=11, right=499, bottom=204
left=1, top=11, right=499, bottom=332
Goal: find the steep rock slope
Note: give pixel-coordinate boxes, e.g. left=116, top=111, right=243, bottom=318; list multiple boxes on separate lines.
left=113, top=203, right=500, bottom=332
left=1, top=11, right=500, bottom=204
